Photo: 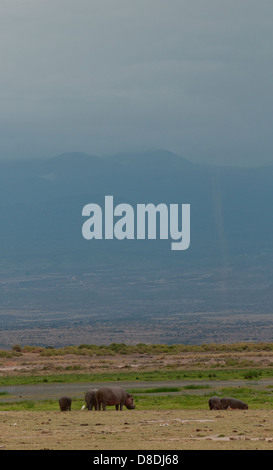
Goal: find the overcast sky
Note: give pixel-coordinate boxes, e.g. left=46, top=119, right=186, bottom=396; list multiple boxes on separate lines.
left=0, top=0, right=273, bottom=165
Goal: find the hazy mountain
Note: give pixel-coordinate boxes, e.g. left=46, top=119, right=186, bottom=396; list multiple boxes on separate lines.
left=0, top=150, right=273, bottom=347
left=0, top=150, right=272, bottom=271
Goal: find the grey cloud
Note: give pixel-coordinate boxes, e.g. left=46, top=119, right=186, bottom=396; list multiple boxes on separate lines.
left=0, top=0, right=272, bottom=165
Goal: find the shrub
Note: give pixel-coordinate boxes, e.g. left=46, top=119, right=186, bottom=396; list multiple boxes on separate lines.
left=243, top=370, right=262, bottom=380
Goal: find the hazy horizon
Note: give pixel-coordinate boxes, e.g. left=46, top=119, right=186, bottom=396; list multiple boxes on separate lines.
left=0, top=148, right=272, bottom=168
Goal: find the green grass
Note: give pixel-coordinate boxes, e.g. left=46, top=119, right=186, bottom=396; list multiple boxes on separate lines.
left=133, top=394, right=208, bottom=410
left=128, top=389, right=273, bottom=411
left=0, top=399, right=60, bottom=411
left=1, top=367, right=273, bottom=387
left=0, top=379, right=273, bottom=412
left=0, top=395, right=218, bottom=411
left=1, top=387, right=272, bottom=411
left=182, top=385, right=211, bottom=390
left=128, top=387, right=181, bottom=394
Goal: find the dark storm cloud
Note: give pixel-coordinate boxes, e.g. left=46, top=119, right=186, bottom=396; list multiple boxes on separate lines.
left=0, top=0, right=273, bottom=165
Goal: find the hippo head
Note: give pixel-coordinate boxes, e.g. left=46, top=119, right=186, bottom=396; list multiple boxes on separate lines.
left=125, top=394, right=135, bottom=409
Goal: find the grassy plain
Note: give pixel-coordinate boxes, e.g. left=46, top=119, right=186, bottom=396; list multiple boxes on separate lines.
left=1, top=343, right=273, bottom=449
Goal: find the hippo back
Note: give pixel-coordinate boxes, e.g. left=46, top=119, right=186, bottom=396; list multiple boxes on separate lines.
left=96, top=387, right=135, bottom=409
left=220, top=397, right=248, bottom=410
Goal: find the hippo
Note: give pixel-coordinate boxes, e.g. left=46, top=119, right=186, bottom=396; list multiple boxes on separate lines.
left=208, top=396, right=223, bottom=410
left=95, top=387, right=135, bottom=411
left=85, top=389, right=98, bottom=410
left=220, top=397, right=248, bottom=410
left=59, top=396, right=72, bottom=411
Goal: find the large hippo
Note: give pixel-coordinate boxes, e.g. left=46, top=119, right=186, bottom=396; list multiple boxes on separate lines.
left=59, top=396, right=72, bottom=411
left=208, top=396, right=223, bottom=410
left=220, top=397, right=248, bottom=410
left=85, top=389, right=98, bottom=410
left=95, top=387, right=135, bottom=411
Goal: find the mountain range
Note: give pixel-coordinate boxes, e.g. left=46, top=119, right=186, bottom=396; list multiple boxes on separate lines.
left=0, top=150, right=272, bottom=347
left=0, top=149, right=272, bottom=269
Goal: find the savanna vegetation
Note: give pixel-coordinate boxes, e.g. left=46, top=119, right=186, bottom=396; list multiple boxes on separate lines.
left=0, top=342, right=273, bottom=413
left=6, top=341, right=273, bottom=356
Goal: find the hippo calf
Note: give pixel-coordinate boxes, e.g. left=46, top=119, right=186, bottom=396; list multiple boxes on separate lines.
left=85, top=389, right=98, bottom=410
left=220, top=397, right=248, bottom=410
left=208, top=396, right=223, bottom=410
left=59, top=396, right=72, bottom=411
left=96, top=387, right=135, bottom=411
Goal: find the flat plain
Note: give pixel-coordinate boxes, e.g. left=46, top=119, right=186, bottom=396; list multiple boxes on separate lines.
left=1, top=344, right=273, bottom=450
left=1, top=409, right=273, bottom=450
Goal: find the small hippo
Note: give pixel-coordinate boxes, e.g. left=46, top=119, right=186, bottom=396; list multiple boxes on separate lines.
left=85, top=389, right=98, bottom=410
left=59, top=396, right=72, bottom=411
left=208, top=396, right=223, bottom=410
left=220, top=397, right=248, bottom=410
left=96, top=387, right=135, bottom=411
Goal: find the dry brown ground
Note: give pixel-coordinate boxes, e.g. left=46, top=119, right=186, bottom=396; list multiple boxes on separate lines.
left=1, top=409, right=273, bottom=450
left=1, top=349, right=273, bottom=376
